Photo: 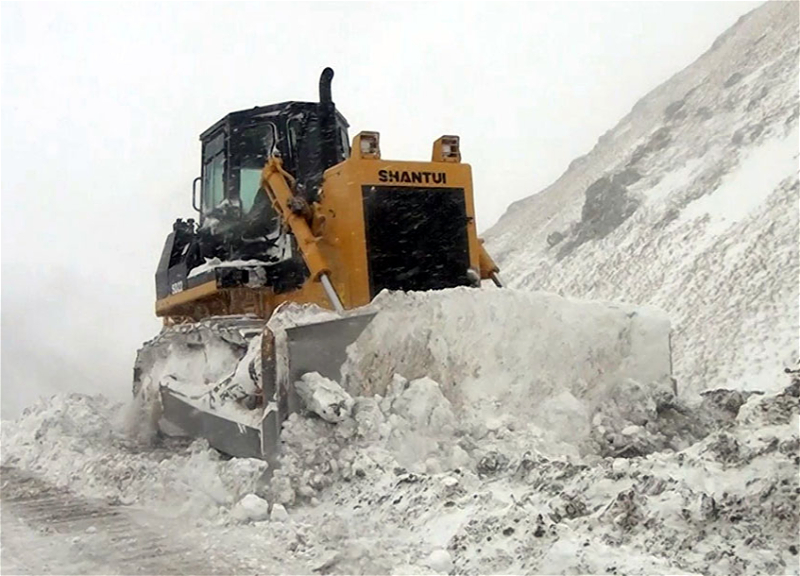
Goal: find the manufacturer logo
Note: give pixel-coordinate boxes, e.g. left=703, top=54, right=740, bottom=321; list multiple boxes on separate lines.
left=378, top=170, right=447, bottom=184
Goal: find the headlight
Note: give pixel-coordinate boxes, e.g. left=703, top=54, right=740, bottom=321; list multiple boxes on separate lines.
left=432, top=135, right=460, bottom=163
left=354, top=131, right=381, bottom=159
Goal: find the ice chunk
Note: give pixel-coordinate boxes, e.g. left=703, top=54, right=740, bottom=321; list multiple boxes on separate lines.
left=295, top=372, right=354, bottom=423
left=230, top=493, right=270, bottom=522
left=388, top=377, right=455, bottom=435
left=426, top=549, right=453, bottom=573
left=270, top=503, right=289, bottom=522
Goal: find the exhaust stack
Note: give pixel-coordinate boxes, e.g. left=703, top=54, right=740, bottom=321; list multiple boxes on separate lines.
left=317, top=67, right=338, bottom=189
left=319, top=67, right=334, bottom=103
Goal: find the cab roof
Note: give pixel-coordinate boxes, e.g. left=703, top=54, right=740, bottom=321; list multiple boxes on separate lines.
left=199, top=101, right=349, bottom=142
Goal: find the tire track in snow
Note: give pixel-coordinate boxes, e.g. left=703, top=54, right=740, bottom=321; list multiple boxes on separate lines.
left=0, top=467, right=249, bottom=575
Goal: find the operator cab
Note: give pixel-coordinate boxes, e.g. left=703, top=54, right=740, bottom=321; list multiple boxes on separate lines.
left=197, top=101, right=351, bottom=224
left=155, top=68, right=350, bottom=302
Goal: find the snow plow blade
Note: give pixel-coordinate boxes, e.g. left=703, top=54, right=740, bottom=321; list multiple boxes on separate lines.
left=134, top=312, right=376, bottom=464
left=278, top=313, right=378, bottom=415
left=158, top=386, right=266, bottom=459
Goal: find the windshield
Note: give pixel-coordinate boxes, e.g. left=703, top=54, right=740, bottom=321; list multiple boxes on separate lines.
left=232, top=123, right=277, bottom=213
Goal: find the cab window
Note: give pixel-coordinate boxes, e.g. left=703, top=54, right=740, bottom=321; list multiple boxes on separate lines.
left=339, top=126, right=350, bottom=159
left=233, top=123, right=277, bottom=214
left=202, top=133, right=225, bottom=215
left=288, top=119, right=301, bottom=160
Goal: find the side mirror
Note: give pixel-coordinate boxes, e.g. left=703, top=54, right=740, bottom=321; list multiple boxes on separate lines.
left=192, top=176, right=202, bottom=212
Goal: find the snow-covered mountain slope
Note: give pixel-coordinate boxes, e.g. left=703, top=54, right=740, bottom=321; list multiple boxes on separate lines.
left=485, top=1, right=799, bottom=397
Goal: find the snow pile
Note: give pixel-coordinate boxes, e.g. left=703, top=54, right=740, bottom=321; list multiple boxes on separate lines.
left=1, top=365, right=796, bottom=574
left=485, top=1, right=799, bottom=396
left=268, top=373, right=466, bottom=507
left=343, top=288, right=675, bottom=458
left=267, top=375, right=798, bottom=575
left=261, top=288, right=769, bottom=508
left=0, top=394, right=269, bottom=520
left=239, top=371, right=794, bottom=575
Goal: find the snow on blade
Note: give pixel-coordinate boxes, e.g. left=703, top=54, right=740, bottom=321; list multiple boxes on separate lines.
left=340, top=287, right=674, bottom=457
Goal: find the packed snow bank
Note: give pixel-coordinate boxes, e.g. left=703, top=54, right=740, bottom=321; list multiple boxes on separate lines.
left=336, top=288, right=674, bottom=457
left=345, top=288, right=673, bottom=404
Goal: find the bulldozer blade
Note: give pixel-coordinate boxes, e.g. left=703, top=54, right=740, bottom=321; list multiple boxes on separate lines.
left=158, top=387, right=265, bottom=460
left=278, top=312, right=377, bottom=415
left=152, top=311, right=376, bottom=463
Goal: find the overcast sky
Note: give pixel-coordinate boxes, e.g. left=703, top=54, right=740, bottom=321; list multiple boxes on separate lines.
left=1, top=1, right=760, bottom=418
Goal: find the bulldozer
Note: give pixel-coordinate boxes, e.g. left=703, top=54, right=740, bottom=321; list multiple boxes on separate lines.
left=133, top=68, right=505, bottom=465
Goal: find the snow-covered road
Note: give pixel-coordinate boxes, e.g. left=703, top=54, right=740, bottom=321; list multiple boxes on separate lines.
left=0, top=466, right=260, bottom=575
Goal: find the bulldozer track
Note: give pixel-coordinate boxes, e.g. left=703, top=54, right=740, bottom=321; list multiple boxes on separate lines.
left=0, top=467, right=250, bottom=575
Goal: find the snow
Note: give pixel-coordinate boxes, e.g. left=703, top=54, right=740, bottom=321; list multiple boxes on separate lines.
left=426, top=549, right=453, bottom=573
left=7, top=286, right=796, bottom=575
left=2, top=342, right=798, bottom=575
left=677, top=125, right=799, bottom=236
left=265, top=301, right=343, bottom=332
left=644, top=157, right=703, bottom=203
left=485, top=1, right=799, bottom=398
left=188, top=257, right=278, bottom=279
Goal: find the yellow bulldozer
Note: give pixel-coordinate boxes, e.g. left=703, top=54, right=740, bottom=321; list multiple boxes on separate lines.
left=134, top=68, right=505, bottom=463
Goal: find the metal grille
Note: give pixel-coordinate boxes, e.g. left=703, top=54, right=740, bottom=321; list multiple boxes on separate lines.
left=361, top=185, right=471, bottom=297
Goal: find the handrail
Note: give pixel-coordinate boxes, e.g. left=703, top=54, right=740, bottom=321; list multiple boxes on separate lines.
left=192, top=176, right=202, bottom=212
